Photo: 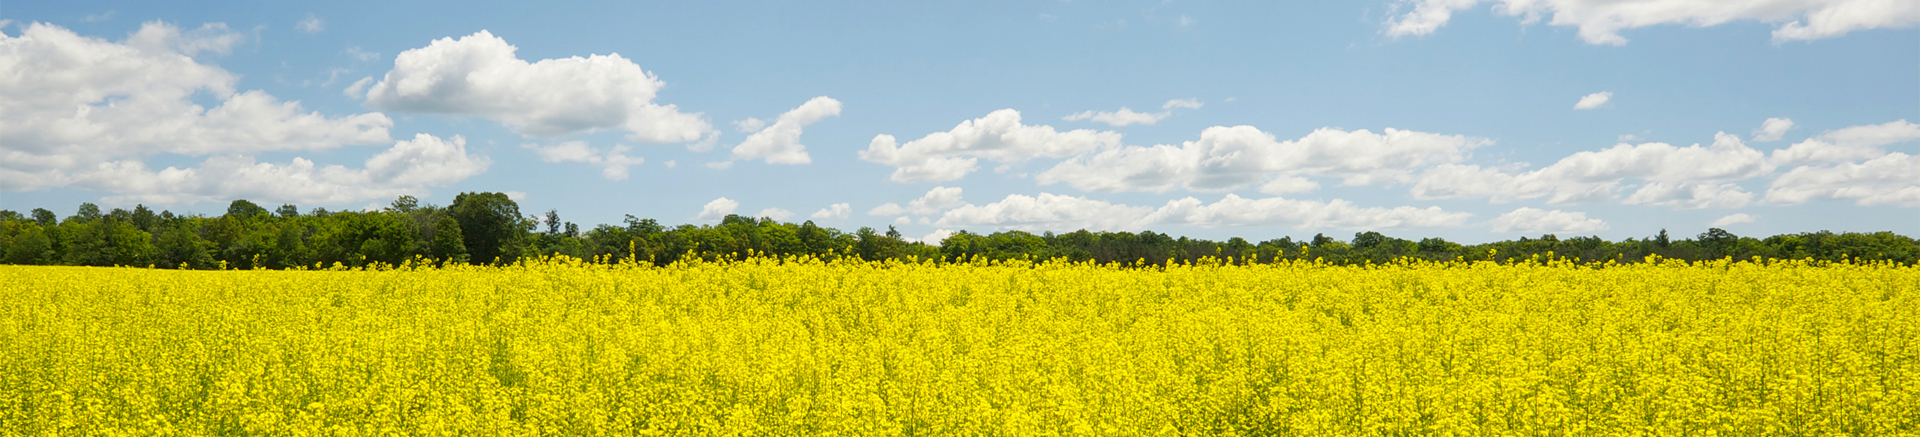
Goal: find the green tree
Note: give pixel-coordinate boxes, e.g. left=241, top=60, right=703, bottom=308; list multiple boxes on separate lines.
left=226, top=199, right=269, bottom=220
left=448, top=192, right=531, bottom=265
left=156, top=223, right=216, bottom=269
left=430, top=215, right=468, bottom=264
left=389, top=195, right=419, bottom=214
left=61, top=219, right=157, bottom=267
left=131, top=204, right=158, bottom=232
left=71, top=203, right=102, bottom=223
left=1, top=221, right=55, bottom=265
left=31, top=208, right=57, bottom=228
left=1699, top=228, right=1737, bottom=258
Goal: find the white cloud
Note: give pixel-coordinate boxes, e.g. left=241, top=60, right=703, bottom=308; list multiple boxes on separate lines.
left=1711, top=213, right=1757, bottom=227
left=1621, top=182, right=1755, bottom=209
left=861, top=109, right=1123, bottom=182
left=1061, top=98, right=1204, bottom=127
left=1408, top=121, right=1918, bottom=210
left=733, top=117, right=767, bottom=133
left=1163, top=98, right=1204, bottom=110
left=868, top=203, right=908, bottom=216
left=297, top=15, right=324, bottom=34
left=1384, top=0, right=1920, bottom=45
left=124, top=21, right=246, bottom=56
left=1140, top=194, right=1474, bottom=229
left=505, top=191, right=526, bottom=201
left=1573, top=91, right=1611, bottom=110
left=1753, top=117, right=1794, bottom=142
left=521, top=141, right=646, bottom=180
left=698, top=197, right=740, bottom=220
left=42, top=134, right=489, bottom=206
left=1063, top=107, right=1166, bottom=127
left=757, top=208, right=794, bottom=221
left=1258, top=176, right=1322, bottom=194
left=916, top=229, right=956, bottom=245
left=1038, top=125, right=1486, bottom=193
left=935, top=193, right=1150, bottom=231
left=907, top=186, right=966, bottom=215
left=894, top=216, right=912, bottom=225
left=1767, top=120, right=1920, bottom=166
left=1489, top=207, right=1608, bottom=234
left=363, top=30, right=712, bottom=143
left=343, top=77, right=374, bottom=99
left=1412, top=132, right=1766, bottom=205
left=811, top=203, right=851, bottom=219
left=934, top=192, right=1470, bottom=232
left=0, top=21, right=395, bottom=197
left=729, top=96, right=842, bottom=165
left=1765, top=152, right=1920, bottom=207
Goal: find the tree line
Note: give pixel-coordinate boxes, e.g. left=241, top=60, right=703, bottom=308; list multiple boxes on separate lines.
left=2, top=192, right=1915, bottom=269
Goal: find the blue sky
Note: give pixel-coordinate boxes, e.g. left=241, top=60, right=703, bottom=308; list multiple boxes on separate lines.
left=2, top=0, right=1915, bottom=243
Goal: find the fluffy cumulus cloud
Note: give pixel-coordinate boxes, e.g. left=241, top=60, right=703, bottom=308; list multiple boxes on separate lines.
left=1384, top=0, right=1920, bottom=44
left=697, top=197, right=739, bottom=220
left=914, top=229, right=957, bottom=245
left=1259, top=176, right=1322, bottom=194
left=1711, top=213, right=1757, bottom=227
left=1765, top=120, right=1920, bottom=167
left=363, top=30, right=712, bottom=143
left=1038, top=126, right=1486, bottom=193
left=867, top=203, right=908, bottom=216
left=861, top=109, right=1123, bottom=182
left=55, top=134, right=489, bottom=206
left=0, top=21, right=441, bottom=204
left=1765, top=152, right=1920, bottom=207
left=1140, top=194, right=1473, bottom=229
left=1621, top=182, right=1755, bottom=209
left=1753, top=117, right=1795, bottom=142
left=1489, top=207, right=1608, bottom=234
left=866, top=186, right=968, bottom=218
left=1573, top=91, right=1611, bottom=110
left=935, top=193, right=1155, bottom=231
left=521, top=141, right=646, bottom=180
left=729, top=96, right=842, bottom=165
left=933, top=192, right=1469, bottom=232
left=1412, top=132, right=1766, bottom=207
left=1061, top=99, right=1204, bottom=127
left=756, top=208, right=794, bottom=221
left=906, top=186, right=966, bottom=215
left=811, top=203, right=851, bottom=219
left=1754, top=120, right=1920, bottom=207
left=1062, top=107, right=1164, bottom=127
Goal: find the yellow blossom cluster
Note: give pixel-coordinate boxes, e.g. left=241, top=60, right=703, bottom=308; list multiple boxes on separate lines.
left=1, top=255, right=1916, bottom=435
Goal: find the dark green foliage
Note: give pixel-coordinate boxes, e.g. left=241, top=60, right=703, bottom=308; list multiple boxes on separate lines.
left=449, top=192, right=531, bottom=265
left=71, top=203, right=101, bottom=224
left=31, top=208, right=57, bottom=228
left=2, top=197, right=1914, bottom=269
left=226, top=200, right=269, bottom=220
left=431, top=215, right=469, bottom=265
left=131, top=204, right=157, bottom=232
left=156, top=223, right=216, bottom=269
left=1, top=221, right=55, bottom=265
left=59, top=219, right=157, bottom=267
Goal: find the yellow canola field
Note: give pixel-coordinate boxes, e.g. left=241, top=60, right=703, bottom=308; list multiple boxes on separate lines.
left=2, top=256, right=1918, bottom=436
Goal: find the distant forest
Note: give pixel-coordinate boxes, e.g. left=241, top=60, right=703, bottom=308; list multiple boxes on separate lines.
left=2, top=192, right=1915, bottom=269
